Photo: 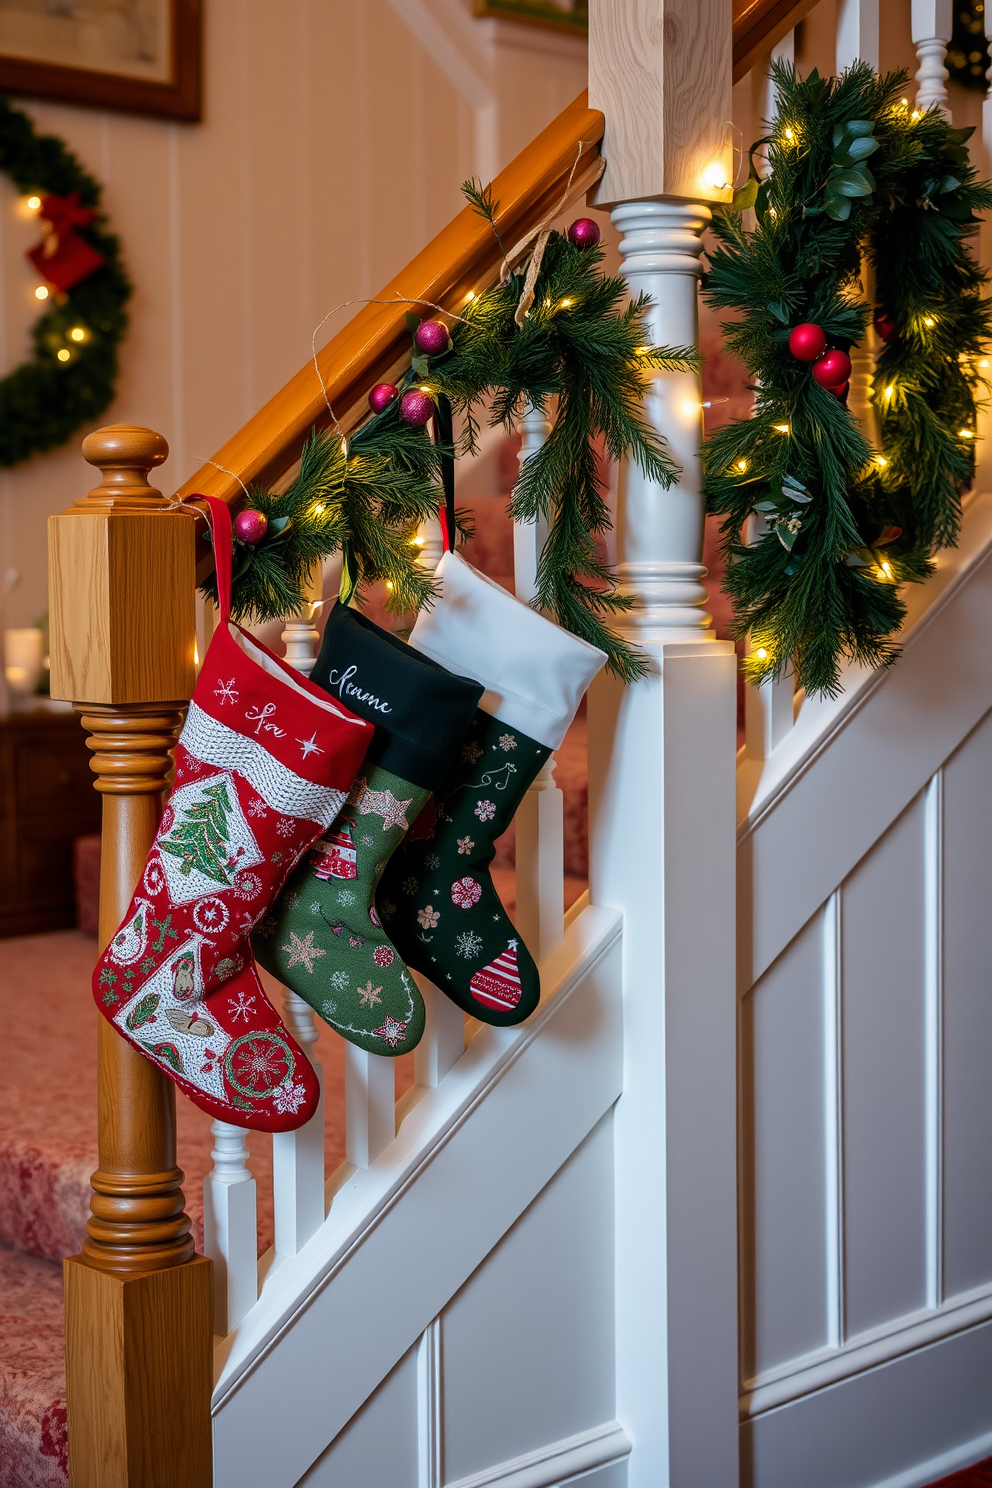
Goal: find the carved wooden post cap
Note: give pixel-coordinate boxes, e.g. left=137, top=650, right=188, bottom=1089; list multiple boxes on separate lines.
left=77, top=424, right=172, bottom=512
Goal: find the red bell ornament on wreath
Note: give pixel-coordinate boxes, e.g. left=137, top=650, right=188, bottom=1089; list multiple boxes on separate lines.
left=812, top=349, right=852, bottom=389
left=788, top=322, right=827, bottom=362
left=26, top=191, right=106, bottom=292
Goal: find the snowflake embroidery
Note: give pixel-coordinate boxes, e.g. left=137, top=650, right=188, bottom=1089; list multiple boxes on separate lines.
left=310, top=901, right=322, bottom=914
left=143, top=859, right=165, bottom=896
left=457, top=836, right=474, bottom=855
left=424, top=852, right=440, bottom=870
left=321, top=998, right=338, bottom=1018
left=270, top=851, right=284, bottom=865
left=497, top=733, right=517, bottom=752
left=474, top=800, right=496, bottom=823
left=336, top=887, right=357, bottom=907
left=193, top=897, right=228, bottom=933
left=372, top=945, right=394, bottom=968
left=285, top=891, right=300, bottom=909
left=214, top=679, right=239, bottom=705
left=228, top=989, right=257, bottom=1023
left=215, top=956, right=242, bottom=980
left=451, top=876, right=482, bottom=909
left=361, top=834, right=375, bottom=847
left=282, top=930, right=326, bottom=973
left=462, top=741, right=483, bottom=764
left=329, top=970, right=350, bottom=990
left=455, top=930, right=484, bottom=960
left=358, top=980, right=382, bottom=1008
left=373, top=1015, right=408, bottom=1049
left=402, top=876, right=419, bottom=895
left=418, top=905, right=440, bottom=930
left=276, top=818, right=296, bottom=838
left=235, top=872, right=263, bottom=900
left=247, top=799, right=268, bottom=819
left=272, top=1080, right=308, bottom=1115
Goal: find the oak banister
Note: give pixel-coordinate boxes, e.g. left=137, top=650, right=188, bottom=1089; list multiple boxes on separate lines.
left=175, top=92, right=604, bottom=512
left=733, top=0, right=820, bottom=82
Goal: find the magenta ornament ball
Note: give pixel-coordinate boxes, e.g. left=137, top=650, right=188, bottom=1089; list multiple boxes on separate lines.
left=827, top=379, right=850, bottom=400
left=567, top=217, right=601, bottom=249
left=369, top=382, right=399, bottom=414
left=812, top=349, right=852, bottom=389
left=788, top=322, right=827, bottom=362
left=414, top=319, right=449, bottom=355
left=400, top=388, right=435, bottom=426
left=233, top=509, right=268, bottom=545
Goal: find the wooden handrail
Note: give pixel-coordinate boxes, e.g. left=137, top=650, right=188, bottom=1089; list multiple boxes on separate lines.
left=732, top=0, right=819, bottom=82
left=174, top=91, right=604, bottom=508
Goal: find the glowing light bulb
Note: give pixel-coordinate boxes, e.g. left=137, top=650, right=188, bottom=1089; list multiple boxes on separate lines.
left=959, top=428, right=975, bottom=438
left=881, top=561, right=893, bottom=577
left=755, top=648, right=768, bottom=659
left=26, top=194, right=41, bottom=210
left=912, top=110, right=920, bottom=120
left=386, top=580, right=394, bottom=591
left=784, top=126, right=795, bottom=141
left=559, top=298, right=572, bottom=308
left=923, top=316, right=936, bottom=328
left=312, top=503, right=325, bottom=516
left=884, top=385, right=895, bottom=402
left=900, top=97, right=909, bottom=107
left=419, top=385, right=432, bottom=393
left=464, top=290, right=475, bottom=302
left=736, top=458, right=749, bottom=473
left=194, top=641, right=200, bottom=666
left=34, top=285, right=49, bottom=300
left=701, top=160, right=730, bottom=192
left=412, top=534, right=425, bottom=547
left=69, top=327, right=85, bottom=342
left=980, top=359, right=990, bottom=369
left=57, top=348, right=70, bottom=362
left=875, top=454, right=887, bottom=468
left=768, top=207, right=778, bottom=218
left=773, top=423, right=790, bottom=434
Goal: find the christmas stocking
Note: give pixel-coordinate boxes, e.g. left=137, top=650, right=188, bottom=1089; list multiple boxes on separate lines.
left=93, top=497, right=374, bottom=1132
left=377, top=549, right=606, bottom=1026
left=254, top=600, right=483, bottom=1055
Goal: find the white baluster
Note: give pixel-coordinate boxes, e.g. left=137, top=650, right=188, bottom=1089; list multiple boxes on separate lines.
left=761, top=31, right=794, bottom=153
left=345, top=1045, right=395, bottom=1167
left=586, top=196, right=739, bottom=1486
left=913, top=0, right=953, bottom=114
left=416, top=514, right=444, bottom=570
left=512, top=398, right=565, bottom=965
left=836, top=0, right=879, bottom=71
left=413, top=973, right=465, bottom=1088
left=203, top=1120, right=258, bottom=1334
left=743, top=518, right=795, bottom=760
left=272, top=989, right=326, bottom=1257
left=280, top=562, right=323, bottom=676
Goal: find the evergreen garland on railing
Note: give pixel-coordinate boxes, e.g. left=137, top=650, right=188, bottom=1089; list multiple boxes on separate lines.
left=701, top=63, right=992, bottom=696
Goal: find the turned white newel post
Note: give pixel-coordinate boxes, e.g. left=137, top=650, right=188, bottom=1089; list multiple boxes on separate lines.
left=513, top=400, right=565, bottom=964
left=589, top=3, right=738, bottom=1482
left=203, top=1121, right=257, bottom=1334
left=913, top=0, right=953, bottom=114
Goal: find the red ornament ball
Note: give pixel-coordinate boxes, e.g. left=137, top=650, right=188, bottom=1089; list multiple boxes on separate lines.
left=233, top=509, right=268, bottom=545
left=788, top=323, right=827, bottom=361
left=812, top=349, right=852, bottom=389
left=874, top=312, right=899, bottom=344
left=567, top=217, right=601, bottom=249
left=368, top=382, right=399, bottom=413
left=826, top=380, right=850, bottom=400
left=400, top=388, right=435, bottom=426
left=414, top=319, right=449, bottom=355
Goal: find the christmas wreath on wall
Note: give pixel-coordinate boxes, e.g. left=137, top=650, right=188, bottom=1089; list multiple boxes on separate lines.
left=213, top=183, right=690, bottom=683
left=0, top=95, right=130, bottom=466
left=701, top=63, right=992, bottom=696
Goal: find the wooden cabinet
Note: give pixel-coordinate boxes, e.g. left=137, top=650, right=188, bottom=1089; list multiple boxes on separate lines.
left=0, top=706, right=101, bottom=937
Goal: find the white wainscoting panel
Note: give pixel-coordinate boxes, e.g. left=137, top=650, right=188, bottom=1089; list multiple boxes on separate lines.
left=296, top=1345, right=419, bottom=1487
left=441, top=1113, right=616, bottom=1484
left=941, top=709, right=992, bottom=1300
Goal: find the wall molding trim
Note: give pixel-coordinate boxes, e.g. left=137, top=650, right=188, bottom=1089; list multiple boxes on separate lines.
left=445, top=1420, right=632, bottom=1488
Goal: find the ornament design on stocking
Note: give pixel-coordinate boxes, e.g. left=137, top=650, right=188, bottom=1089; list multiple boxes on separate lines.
left=93, top=497, right=374, bottom=1131
left=255, top=600, right=483, bottom=1055
left=377, top=549, right=606, bottom=1026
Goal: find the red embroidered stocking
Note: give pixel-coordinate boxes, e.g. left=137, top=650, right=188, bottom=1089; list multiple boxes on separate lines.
left=92, top=497, right=374, bottom=1131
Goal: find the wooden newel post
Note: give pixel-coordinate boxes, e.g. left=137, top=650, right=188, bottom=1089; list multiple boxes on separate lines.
left=48, top=425, right=213, bottom=1488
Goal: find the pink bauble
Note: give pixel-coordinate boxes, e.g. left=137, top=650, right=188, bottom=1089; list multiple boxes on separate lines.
left=812, top=349, right=852, bottom=389
left=874, top=312, right=898, bottom=344
left=233, top=509, right=268, bottom=544
left=400, top=388, right=435, bottom=426
left=414, top=319, right=449, bottom=355
left=788, top=322, right=827, bottom=362
left=826, top=380, right=850, bottom=400
left=567, top=217, right=601, bottom=249
left=369, top=382, right=399, bottom=413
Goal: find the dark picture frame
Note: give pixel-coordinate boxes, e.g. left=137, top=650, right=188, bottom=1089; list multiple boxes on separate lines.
left=0, top=0, right=201, bottom=122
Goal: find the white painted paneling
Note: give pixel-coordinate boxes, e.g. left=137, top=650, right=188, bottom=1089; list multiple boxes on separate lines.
left=295, top=1344, right=419, bottom=1487
left=744, top=1318, right=992, bottom=1488
left=841, top=797, right=928, bottom=1338
left=441, top=1113, right=615, bottom=1484
left=742, top=910, right=830, bottom=1379
left=941, top=708, right=992, bottom=1299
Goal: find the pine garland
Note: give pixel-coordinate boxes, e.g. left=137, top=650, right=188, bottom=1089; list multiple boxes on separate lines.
left=0, top=95, right=130, bottom=466
left=701, top=63, right=992, bottom=696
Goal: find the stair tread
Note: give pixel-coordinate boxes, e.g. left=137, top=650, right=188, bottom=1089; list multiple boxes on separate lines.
left=0, top=1243, right=67, bottom=1488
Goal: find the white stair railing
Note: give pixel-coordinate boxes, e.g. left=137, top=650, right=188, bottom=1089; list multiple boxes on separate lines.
left=913, top=0, right=952, bottom=112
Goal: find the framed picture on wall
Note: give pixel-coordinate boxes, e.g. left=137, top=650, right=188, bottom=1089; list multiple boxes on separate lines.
left=0, top=0, right=201, bottom=121
left=473, top=0, right=587, bottom=34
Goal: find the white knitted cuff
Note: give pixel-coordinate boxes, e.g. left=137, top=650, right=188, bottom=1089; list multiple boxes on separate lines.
left=409, top=550, right=607, bottom=751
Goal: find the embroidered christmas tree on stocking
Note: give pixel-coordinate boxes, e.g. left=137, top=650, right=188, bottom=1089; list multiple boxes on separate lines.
left=255, top=601, right=483, bottom=1054
left=93, top=497, right=374, bottom=1132
left=377, top=549, right=606, bottom=1025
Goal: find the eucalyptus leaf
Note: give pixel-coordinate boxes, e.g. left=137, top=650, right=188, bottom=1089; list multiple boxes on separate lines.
left=732, top=178, right=759, bottom=212
left=847, top=136, right=879, bottom=160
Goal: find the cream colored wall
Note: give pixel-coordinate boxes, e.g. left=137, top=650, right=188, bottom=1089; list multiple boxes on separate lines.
left=0, top=0, right=586, bottom=630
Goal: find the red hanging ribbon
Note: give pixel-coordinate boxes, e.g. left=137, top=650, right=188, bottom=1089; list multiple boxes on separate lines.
left=26, top=190, right=106, bottom=293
